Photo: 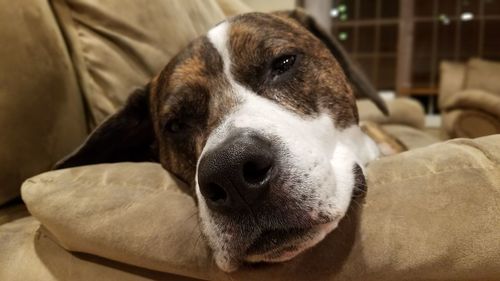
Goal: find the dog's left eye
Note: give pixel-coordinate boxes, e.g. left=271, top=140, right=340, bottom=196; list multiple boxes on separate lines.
left=270, top=54, right=296, bottom=77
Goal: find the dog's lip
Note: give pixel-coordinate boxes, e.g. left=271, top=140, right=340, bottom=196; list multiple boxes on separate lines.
left=243, top=219, right=338, bottom=263
left=245, top=227, right=311, bottom=257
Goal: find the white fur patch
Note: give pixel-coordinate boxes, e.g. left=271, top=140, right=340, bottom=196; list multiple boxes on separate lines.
left=207, top=21, right=232, bottom=81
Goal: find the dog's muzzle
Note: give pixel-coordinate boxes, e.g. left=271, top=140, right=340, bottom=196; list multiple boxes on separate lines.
left=194, top=111, right=372, bottom=271
left=197, top=129, right=276, bottom=212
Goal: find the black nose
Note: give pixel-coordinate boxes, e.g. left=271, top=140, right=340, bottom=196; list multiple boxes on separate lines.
left=197, top=130, right=275, bottom=212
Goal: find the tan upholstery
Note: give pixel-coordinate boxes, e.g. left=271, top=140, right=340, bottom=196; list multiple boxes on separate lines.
left=0, top=202, right=29, bottom=226
left=0, top=0, right=88, bottom=206
left=438, top=61, right=466, bottom=108
left=439, top=59, right=500, bottom=138
left=443, top=109, right=500, bottom=138
left=442, top=89, right=500, bottom=119
left=51, top=0, right=227, bottom=126
left=357, top=98, right=426, bottom=129
left=465, top=58, right=500, bottom=95
left=440, top=87, right=500, bottom=138
left=0, top=217, right=197, bottom=281
left=1, top=136, right=498, bottom=281
left=215, top=0, right=252, bottom=16
left=381, top=124, right=440, bottom=149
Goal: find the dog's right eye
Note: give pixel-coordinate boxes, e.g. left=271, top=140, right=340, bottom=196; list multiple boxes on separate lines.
left=165, top=119, right=187, bottom=134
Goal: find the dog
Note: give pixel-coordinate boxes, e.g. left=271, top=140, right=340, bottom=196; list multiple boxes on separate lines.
left=55, top=10, right=387, bottom=272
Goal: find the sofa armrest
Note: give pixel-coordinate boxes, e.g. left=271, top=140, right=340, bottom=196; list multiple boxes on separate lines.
left=442, top=109, right=500, bottom=138
left=357, top=97, right=425, bottom=129
left=440, top=88, right=500, bottom=119
left=10, top=136, right=500, bottom=280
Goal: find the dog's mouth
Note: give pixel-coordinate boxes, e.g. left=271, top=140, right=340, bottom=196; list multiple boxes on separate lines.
left=246, top=227, right=309, bottom=257
left=244, top=220, right=338, bottom=263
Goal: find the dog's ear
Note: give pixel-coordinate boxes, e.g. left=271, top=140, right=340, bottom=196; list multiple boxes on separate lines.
left=272, top=9, right=389, bottom=115
left=54, top=85, right=157, bottom=169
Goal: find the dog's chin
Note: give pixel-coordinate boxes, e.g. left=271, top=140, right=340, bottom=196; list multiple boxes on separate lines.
left=244, top=220, right=339, bottom=264
left=213, top=220, right=340, bottom=273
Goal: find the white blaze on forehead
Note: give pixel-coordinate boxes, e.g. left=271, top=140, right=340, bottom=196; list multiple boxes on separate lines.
left=207, top=20, right=255, bottom=102
left=207, top=21, right=232, bottom=78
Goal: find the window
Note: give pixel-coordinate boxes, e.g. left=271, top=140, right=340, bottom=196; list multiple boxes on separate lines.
left=308, top=0, right=500, bottom=93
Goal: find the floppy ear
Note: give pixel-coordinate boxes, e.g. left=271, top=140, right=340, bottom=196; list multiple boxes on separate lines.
left=272, top=9, right=389, bottom=115
left=54, top=85, right=157, bottom=169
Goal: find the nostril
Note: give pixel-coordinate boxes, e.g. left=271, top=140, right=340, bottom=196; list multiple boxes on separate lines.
left=205, top=183, right=228, bottom=205
left=243, top=160, right=273, bottom=185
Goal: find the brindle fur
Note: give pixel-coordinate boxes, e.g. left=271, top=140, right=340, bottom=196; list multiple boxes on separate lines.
left=229, top=13, right=359, bottom=128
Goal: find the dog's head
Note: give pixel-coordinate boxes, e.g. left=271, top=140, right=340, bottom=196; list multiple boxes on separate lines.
left=56, top=11, right=383, bottom=272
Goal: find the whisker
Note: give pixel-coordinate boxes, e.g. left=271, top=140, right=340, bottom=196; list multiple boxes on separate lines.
left=192, top=231, right=204, bottom=253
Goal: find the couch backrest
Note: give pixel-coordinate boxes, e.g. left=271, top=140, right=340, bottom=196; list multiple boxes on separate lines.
left=50, top=0, right=230, bottom=126
left=439, top=58, right=500, bottom=110
left=465, top=58, right=500, bottom=95
left=438, top=61, right=466, bottom=110
left=0, top=0, right=88, bottom=206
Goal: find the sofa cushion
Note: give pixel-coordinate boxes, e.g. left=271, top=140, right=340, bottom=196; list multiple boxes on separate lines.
left=0, top=217, right=198, bottom=281
left=11, top=136, right=500, bottom=280
left=357, top=98, right=425, bottom=129
left=0, top=200, right=29, bottom=226
left=465, top=58, right=500, bottom=95
left=51, top=0, right=227, bottom=126
left=0, top=0, right=88, bottom=206
left=215, top=0, right=252, bottom=16
left=438, top=61, right=466, bottom=109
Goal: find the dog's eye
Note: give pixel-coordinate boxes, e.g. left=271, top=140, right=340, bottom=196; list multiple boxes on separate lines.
left=165, top=119, right=186, bottom=134
left=270, top=54, right=296, bottom=77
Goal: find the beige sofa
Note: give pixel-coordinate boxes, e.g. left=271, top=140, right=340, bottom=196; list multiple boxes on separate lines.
left=2, top=136, right=499, bottom=281
left=439, top=58, right=500, bottom=138
left=1, top=1, right=499, bottom=280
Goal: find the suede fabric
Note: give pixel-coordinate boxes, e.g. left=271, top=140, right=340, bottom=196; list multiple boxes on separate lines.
left=357, top=98, right=425, bottom=129
left=438, top=61, right=466, bottom=109
left=465, top=58, right=500, bottom=95
left=0, top=0, right=88, bottom=206
left=50, top=0, right=227, bottom=126
left=22, top=163, right=210, bottom=280
left=443, top=110, right=500, bottom=138
left=0, top=201, right=29, bottom=226
left=381, top=124, right=440, bottom=149
left=215, top=0, right=252, bottom=17
left=1, top=136, right=497, bottom=280
left=0, top=217, right=197, bottom=281
left=442, top=89, right=500, bottom=119
left=440, top=89, right=500, bottom=137
left=439, top=60, right=500, bottom=138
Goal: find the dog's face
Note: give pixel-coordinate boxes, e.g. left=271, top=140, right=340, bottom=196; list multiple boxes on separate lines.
left=56, top=12, right=381, bottom=272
